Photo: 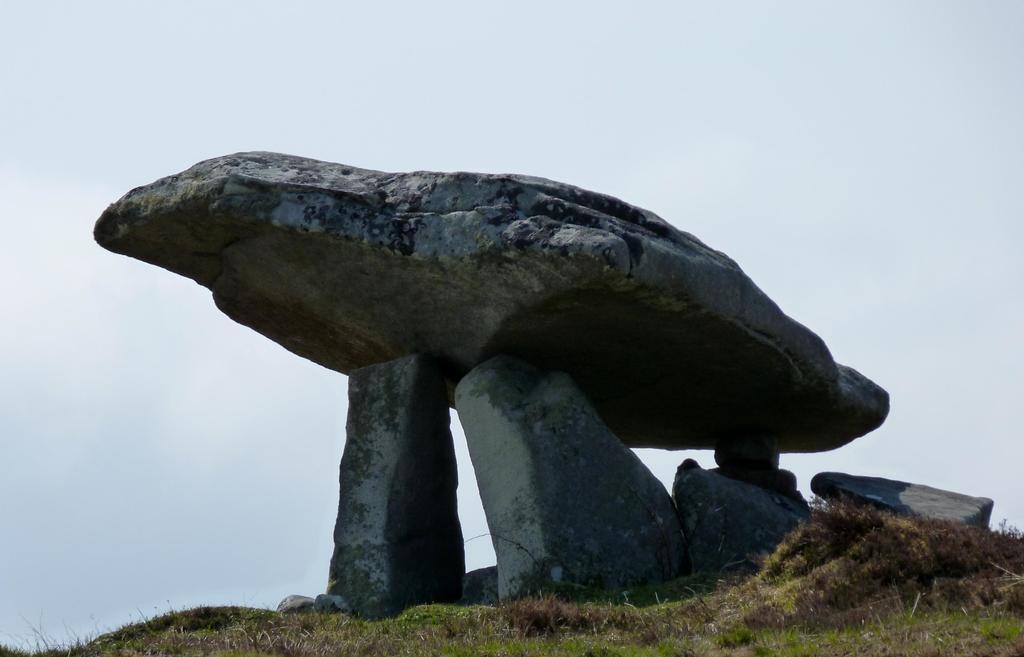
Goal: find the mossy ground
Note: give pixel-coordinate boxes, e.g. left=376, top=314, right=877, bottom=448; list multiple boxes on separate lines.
left=5, top=503, right=1023, bottom=657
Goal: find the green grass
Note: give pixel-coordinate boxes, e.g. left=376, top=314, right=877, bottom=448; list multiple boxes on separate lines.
left=5, top=503, right=1023, bottom=656
left=2, top=604, right=1021, bottom=657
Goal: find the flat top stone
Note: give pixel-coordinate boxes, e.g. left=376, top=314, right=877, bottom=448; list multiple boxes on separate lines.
left=94, top=151, right=888, bottom=452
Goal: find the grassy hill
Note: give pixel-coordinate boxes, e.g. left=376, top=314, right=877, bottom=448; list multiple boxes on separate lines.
left=4, top=503, right=1023, bottom=657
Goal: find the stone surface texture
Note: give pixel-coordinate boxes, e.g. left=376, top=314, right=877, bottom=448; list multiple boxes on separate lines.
left=811, top=472, right=994, bottom=528
left=313, top=594, right=352, bottom=614
left=460, top=566, right=499, bottom=606
left=714, top=465, right=804, bottom=503
left=94, top=151, right=888, bottom=452
left=276, top=595, right=315, bottom=613
left=455, top=356, right=687, bottom=599
left=673, top=465, right=809, bottom=573
left=328, top=354, right=464, bottom=618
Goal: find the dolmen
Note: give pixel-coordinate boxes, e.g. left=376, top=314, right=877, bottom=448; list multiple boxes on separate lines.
left=95, top=152, right=890, bottom=616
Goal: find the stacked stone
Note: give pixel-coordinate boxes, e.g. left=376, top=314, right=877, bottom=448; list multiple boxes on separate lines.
left=712, top=435, right=806, bottom=507
left=671, top=436, right=810, bottom=574
left=672, top=467, right=809, bottom=573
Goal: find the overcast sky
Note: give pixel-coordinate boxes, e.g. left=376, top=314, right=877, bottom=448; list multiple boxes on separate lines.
left=2, top=0, right=1022, bottom=648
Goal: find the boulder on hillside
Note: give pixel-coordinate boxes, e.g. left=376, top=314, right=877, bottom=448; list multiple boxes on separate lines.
left=455, top=356, right=688, bottom=599
left=276, top=595, right=315, bottom=613
left=94, top=152, right=888, bottom=453
left=811, top=472, right=994, bottom=528
left=460, top=566, right=499, bottom=606
left=674, top=464, right=810, bottom=573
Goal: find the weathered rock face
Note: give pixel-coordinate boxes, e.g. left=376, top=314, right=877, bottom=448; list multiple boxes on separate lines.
left=276, top=595, right=315, bottom=613
left=673, top=465, right=809, bottom=573
left=460, top=566, right=499, bottom=606
left=811, top=472, right=994, bottom=528
left=313, top=594, right=352, bottom=614
left=715, top=465, right=804, bottom=503
left=328, top=354, right=464, bottom=618
left=455, top=356, right=687, bottom=599
left=711, top=434, right=804, bottom=503
left=94, top=152, right=888, bottom=452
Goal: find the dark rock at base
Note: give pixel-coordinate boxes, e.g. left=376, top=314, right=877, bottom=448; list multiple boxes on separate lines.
left=460, top=566, right=499, bottom=606
left=313, top=594, right=352, bottom=613
left=811, top=472, right=994, bottom=528
left=456, top=356, right=688, bottom=599
left=714, top=465, right=805, bottom=505
left=94, top=151, right=889, bottom=453
left=276, top=595, right=315, bottom=613
left=673, top=465, right=809, bottom=573
left=328, top=354, right=465, bottom=618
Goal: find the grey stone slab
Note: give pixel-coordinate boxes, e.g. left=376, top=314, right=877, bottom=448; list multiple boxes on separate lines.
left=328, top=354, right=464, bottom=618
left=455, top=356, right=687, bottom=599
left=276, top=595, right=315, bottom=613
left=811, top=471, right=994, bottom=527
left=94, top=152, right=888, bottom=453
left=673, top=465, right=809, bottom=573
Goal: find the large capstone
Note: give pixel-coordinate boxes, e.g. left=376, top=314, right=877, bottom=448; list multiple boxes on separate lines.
left=811, top=472, right=994, bottom=528
left=673, top=463, right=809, bottom=573
left=328, top=354, right=464, bottom=618
left=455, top=356, right=687, bottom=599
left=94, top=152, right=888, bottom=453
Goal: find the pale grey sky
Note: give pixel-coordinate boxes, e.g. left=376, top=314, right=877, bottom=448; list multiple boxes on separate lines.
left=2, top=0, right=1022, bottom=648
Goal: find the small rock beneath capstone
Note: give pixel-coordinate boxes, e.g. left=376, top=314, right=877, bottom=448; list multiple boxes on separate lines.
left=678, top=458, right=702, bottom=472
left=715, top=434, right=780, bottom=469
left=313, top=594, right=352, bottom=614
left=674, top=465, right=809, bottom=573
left=811, top=472, right=994, bottom=528
left=460, top=566, right=499, bottom=606
left=276, top=595, right=315, bottom=613
left=715, top=465, right=805, bottom=505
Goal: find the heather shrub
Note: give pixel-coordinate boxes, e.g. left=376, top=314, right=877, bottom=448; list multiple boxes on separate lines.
left=750, top=500, right=1024, bottom=627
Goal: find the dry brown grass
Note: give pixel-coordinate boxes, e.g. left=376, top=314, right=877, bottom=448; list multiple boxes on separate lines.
left=742, top=499, right=1024, bottom=630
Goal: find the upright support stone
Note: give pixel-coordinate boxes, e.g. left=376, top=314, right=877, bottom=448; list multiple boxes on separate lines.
left=328, top=354, right=464, bottom=618
left=455, top=356, right=687, bottom=600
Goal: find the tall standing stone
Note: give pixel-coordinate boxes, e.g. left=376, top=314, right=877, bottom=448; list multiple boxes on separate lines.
left=455, top=356, right=687, bottom=600
left=328, top=354, right=464, bottom=618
